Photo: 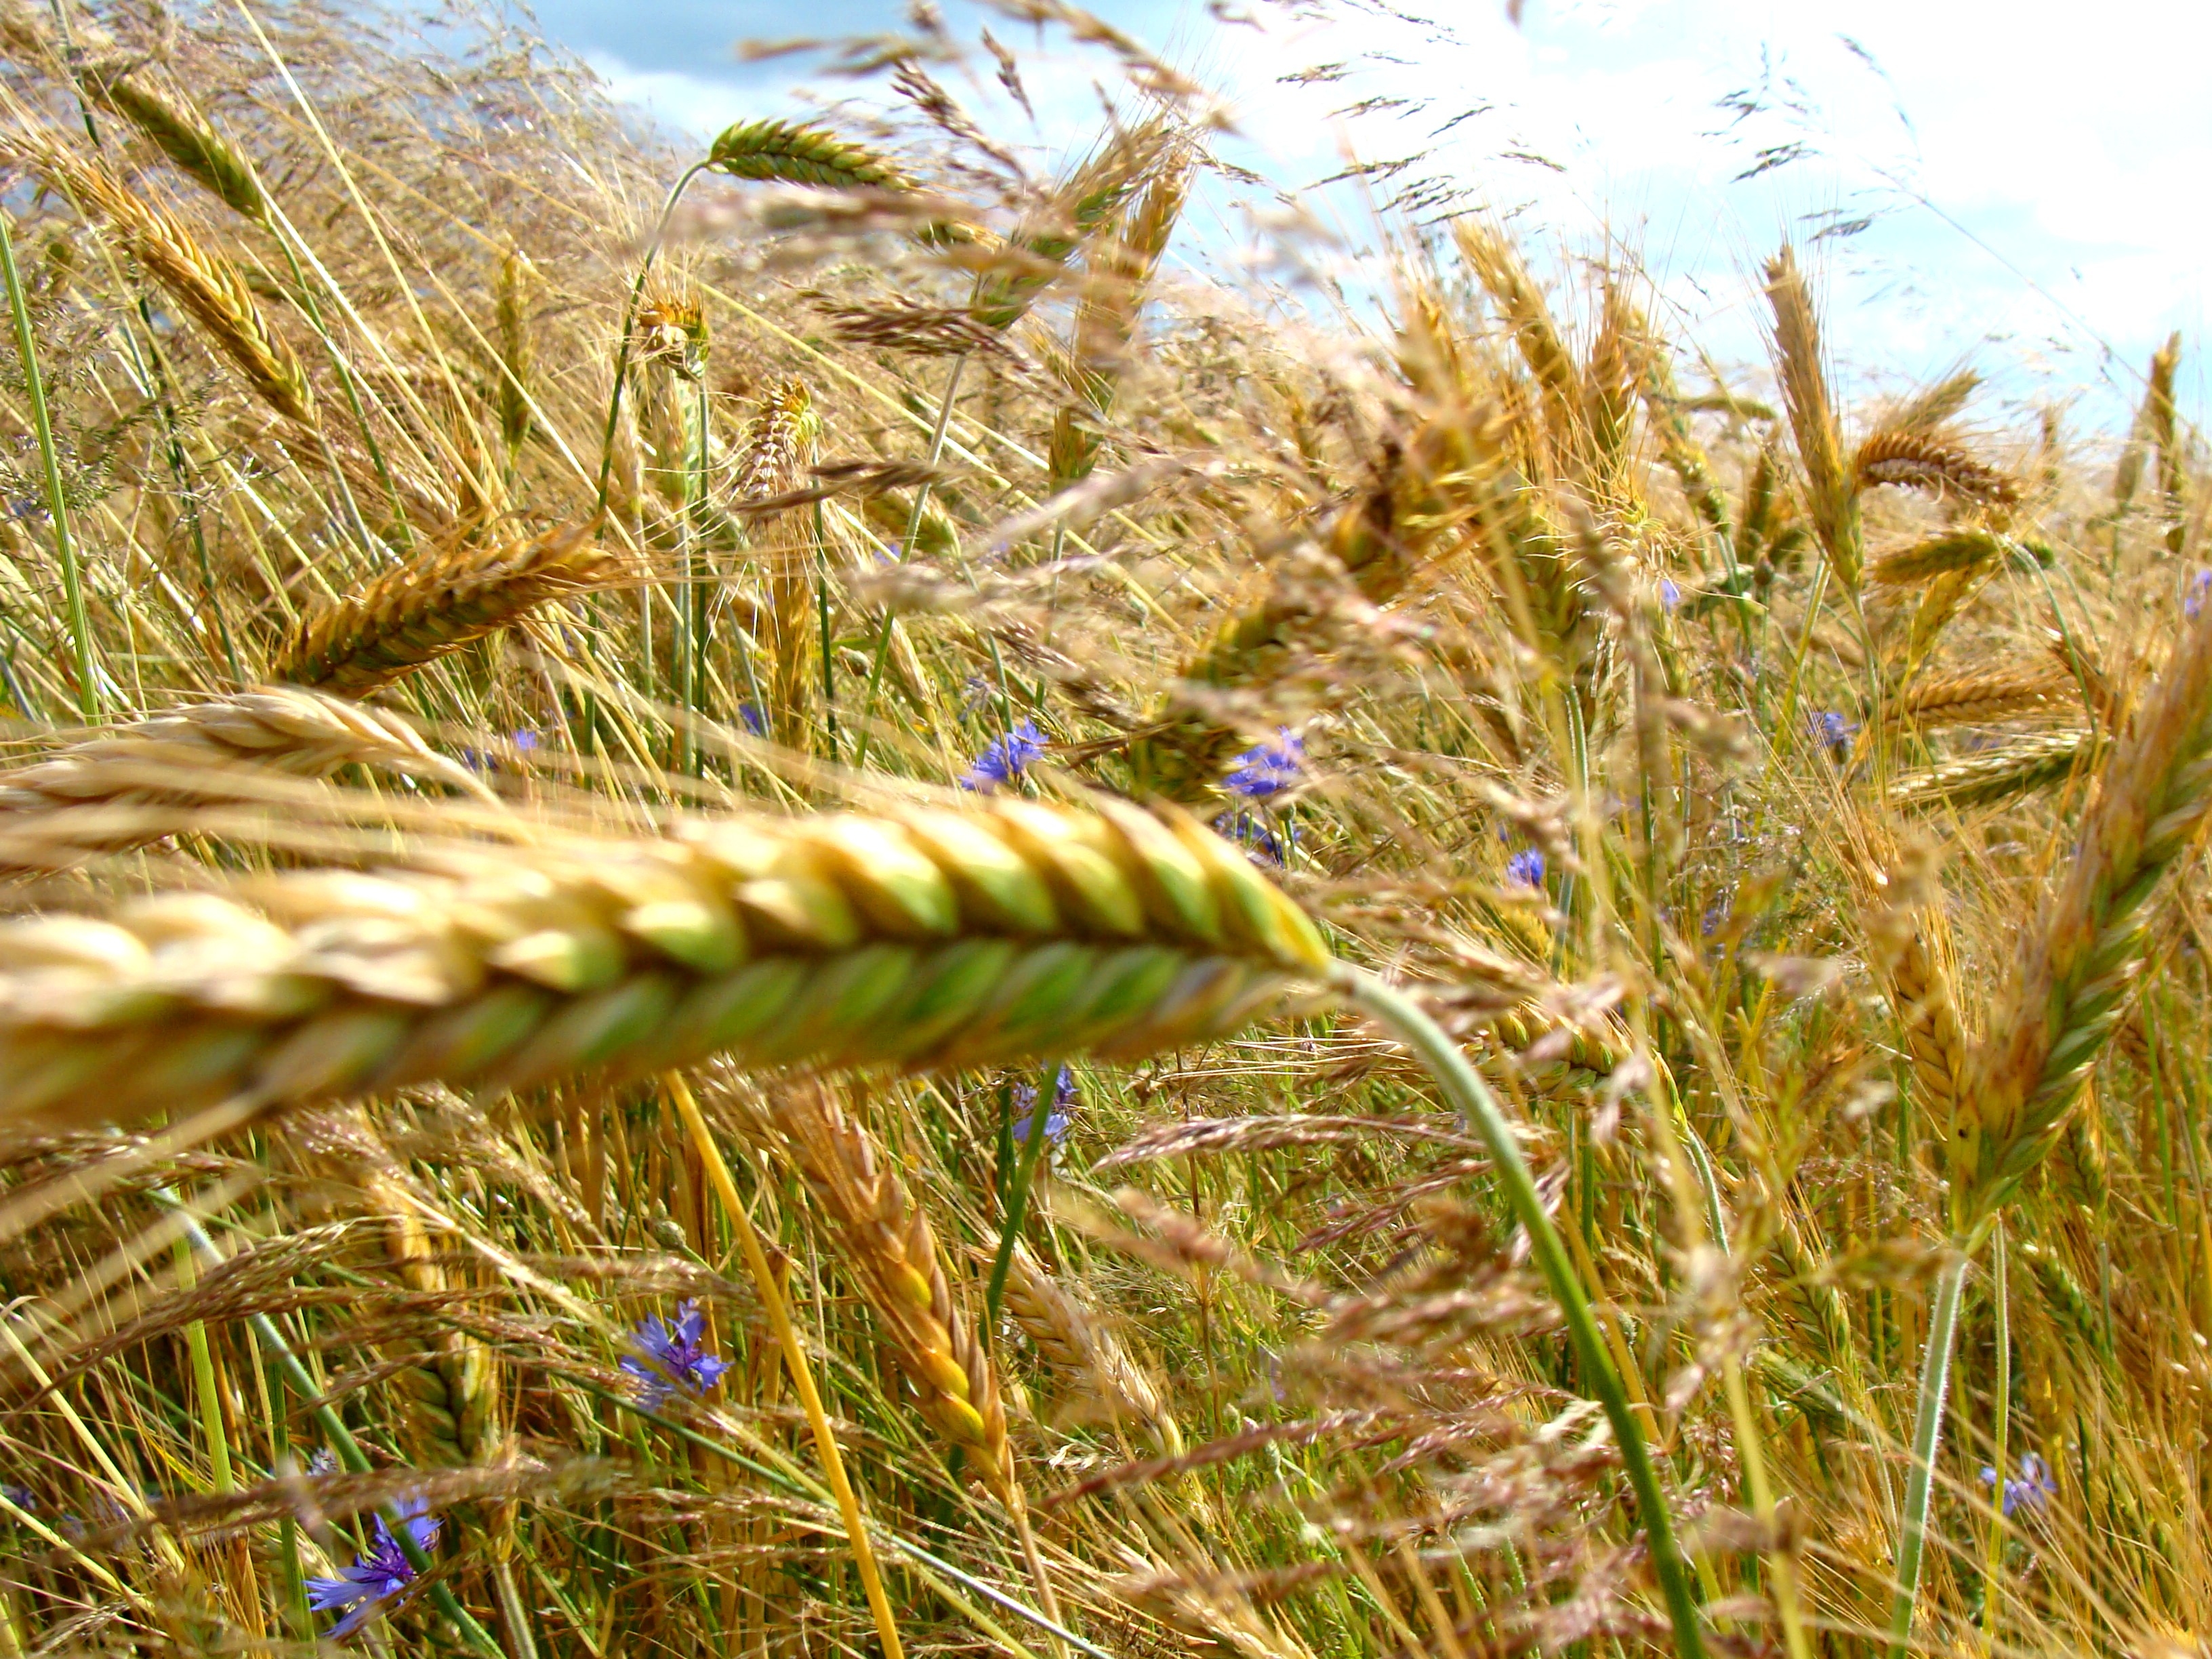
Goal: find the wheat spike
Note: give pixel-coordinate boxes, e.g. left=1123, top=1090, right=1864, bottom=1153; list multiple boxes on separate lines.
left=706, top=119, right=912, bottom=190
left=2148, top=331, right=2186, bottom=554
left=998, top=1236, right=1182, bottom=1453
left=493, top=249, right=535, bottom=457
left=1763, top=246, right=1861, bottom=590
left=273, top=522, right=619, bottom=694
left=1899, top=665, right=2068, bottom=731
left=735, top=378, right=823, bottom=750
left=357, top=1162, right=503, bottom=1468
left=769, top=1080, right=1014, bottom=1493
left=0, top=798, right=1329, bottom=1127
left=971, top=117, right=1172, bottom=333
left=1961, top=596, right=2212, bottom=1218
left=83, top=69, right=268, bottom=222
left=1881, top=922, right=1969, bottom=1145
left=1891, top=729, right=2099, bottom=812
left=0, top=686, right=484, bottom=867
left=1853, top=429, right=2023, bottom=508
left=1868, top=530, right=2010, bottom=587
left=39, top=147, right=312, bottom=424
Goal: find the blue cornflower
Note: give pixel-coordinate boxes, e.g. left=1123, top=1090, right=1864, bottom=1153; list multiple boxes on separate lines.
left=306, top=1447, right=339, bottom=1477
left=1012, top=1067, right=1078, bottom=1146
left=2187, top=569, right=2212, bottom=619
left=1658, top=577, right=1683, bottom=612
left=960, top=720, right=1044, bottom=792
left=511, top=728, right=539, bottom=753
left=1980, top=1452, right=2056, bottom=1518
left=1808, top=710, right=1856, bottom=758
left=1, top=1483, right=31, bottom=1513
left=621, top=1300, right=731, bottom=1409
left=1215, top=809, right=1292, bottom=867
left=1505, top=847, right=1546, bottom=888
left=738, top=702, right=768, bottom=737
left=305, top=1498, right=440, bottom=1639
left=1224, top=729, right=1304, bottom=800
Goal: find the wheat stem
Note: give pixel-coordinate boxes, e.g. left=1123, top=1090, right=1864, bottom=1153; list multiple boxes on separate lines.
left=663, top=1071, right=907, bottom=1659
left=1887, top=1248, right=1970, bottom=1659
left=1336, top=965, right=1706, bottom=1659
left=0, top=205, right=98, bottom=720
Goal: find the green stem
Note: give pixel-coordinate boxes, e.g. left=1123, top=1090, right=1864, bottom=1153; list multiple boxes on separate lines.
left=596, top=161, right=709, bottom=514
left=1336, top=966, right=1706, bottom=1659
left=1888, top=1246, right=1971, bottom=1658
left=174, top=1241, right=234, bottom=1494
left=1981, top=1218, right=2009, bottom=1650
left=985, top=1060, right=1061, bottom=1331
left=0, top=206, right=98, bottom=721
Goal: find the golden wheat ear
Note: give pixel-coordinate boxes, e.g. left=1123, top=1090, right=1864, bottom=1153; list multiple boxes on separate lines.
left=0, top=801, right=1329, bottom=1127
left=272, top=521, right=620, bottom=694
left=706, top=119, right=912, bottom=189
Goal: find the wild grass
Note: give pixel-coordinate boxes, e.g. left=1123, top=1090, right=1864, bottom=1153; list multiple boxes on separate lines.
left=0, top=5, right=2207, bottom=1658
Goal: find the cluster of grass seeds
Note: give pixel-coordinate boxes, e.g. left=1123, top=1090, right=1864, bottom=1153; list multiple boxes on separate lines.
left=4, top=5, right=2212, bottom=1659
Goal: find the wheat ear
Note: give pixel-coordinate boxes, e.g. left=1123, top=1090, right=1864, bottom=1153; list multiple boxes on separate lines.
left=1763, top=246, right=1861, bottom=591
left=771, top=1080, right=1015, bottom=1494
left=39, top=147, right=313, bottom=424
left=1852, top=429, right=2023, bottom=508
left=82, top=68, right=268, bottom=222
left=1891, top=729, right=2098, bottom=812
left=707, top=119, right=912, bottom=189
left=1891, top=592, right=2212, bottom=1652
left=1868, top=530, right=2010, bottom=587
left=273, top=522, right=618, bottom=694
left=0, top=686, right=485, bottom=867
left=0, top=798, right=1330, bottom=1126
left=1898, top=665, right=2067, bottom=731
left=998, top=1236, right=1181, bottom=1453
left=1961, top=596, right=2212, bottom=1216
left=735, top=379, right=823, bottom=750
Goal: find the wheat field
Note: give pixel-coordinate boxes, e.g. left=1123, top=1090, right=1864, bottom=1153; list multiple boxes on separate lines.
left=0, top=4, right=2203, bottom=1657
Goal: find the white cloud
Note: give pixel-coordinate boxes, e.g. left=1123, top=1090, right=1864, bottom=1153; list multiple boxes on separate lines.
left=567, top=0, right=2210, bottom=431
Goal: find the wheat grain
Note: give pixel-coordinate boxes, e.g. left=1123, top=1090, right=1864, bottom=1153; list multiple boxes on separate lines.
left=0, top=799, right=1329, bottom=1126
left=273, top=522, right=619, bottom=694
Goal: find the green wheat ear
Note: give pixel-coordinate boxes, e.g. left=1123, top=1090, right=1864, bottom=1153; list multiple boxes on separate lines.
left=706, top=120, right=912, bottom=190
left=0, top=801, right=1331, bottom=1128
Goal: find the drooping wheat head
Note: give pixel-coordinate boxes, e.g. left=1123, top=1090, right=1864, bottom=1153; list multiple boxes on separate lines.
left=706, top=119, right=913, bottom=190
left=273, top=521, right=620, bottom=694
left=769, top=1078, right=1014, bottom=1495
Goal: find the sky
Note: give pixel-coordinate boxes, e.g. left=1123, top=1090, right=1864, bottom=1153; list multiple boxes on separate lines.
left=506, top=0, right=2211, bottom=437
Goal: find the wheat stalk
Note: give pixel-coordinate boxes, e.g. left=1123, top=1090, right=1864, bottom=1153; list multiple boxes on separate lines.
left=0, top=798, right=1330, bottom=1127
left=273, top=522, right=619, bottom=694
